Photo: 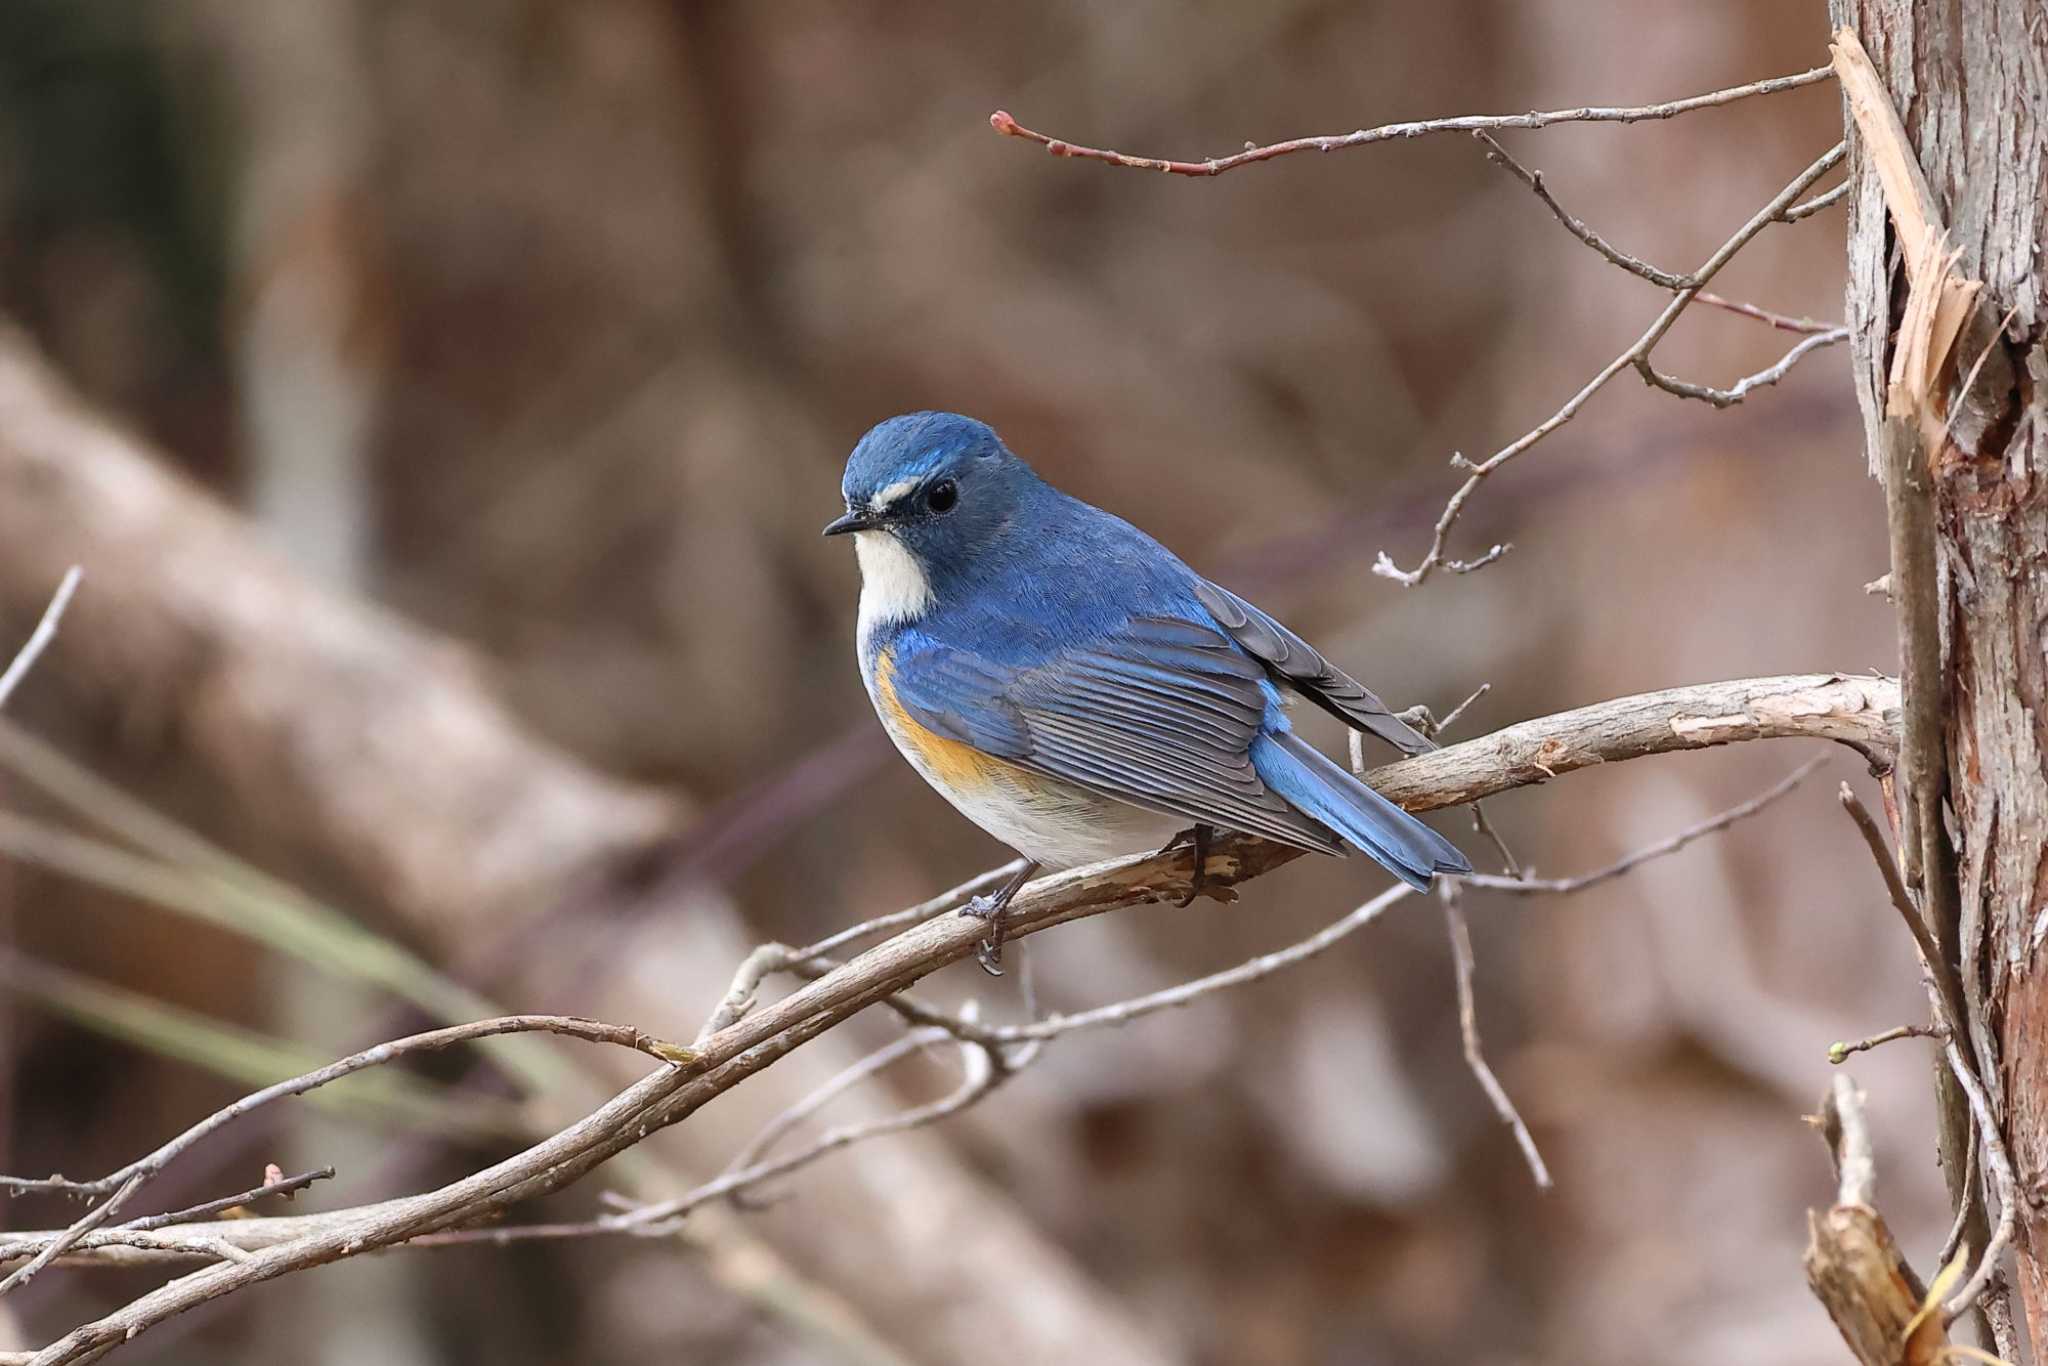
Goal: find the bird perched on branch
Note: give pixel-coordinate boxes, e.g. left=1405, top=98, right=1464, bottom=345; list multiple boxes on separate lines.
left=827, top=412, right=1469, bottom=970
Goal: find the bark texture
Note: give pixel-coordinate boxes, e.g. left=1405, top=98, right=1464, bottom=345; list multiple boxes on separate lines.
left=1833, top=0, right=2048, bottom=1340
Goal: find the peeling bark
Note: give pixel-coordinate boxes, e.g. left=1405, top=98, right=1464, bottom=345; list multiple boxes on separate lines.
left=1833, top=0, right=2048, bottom=1345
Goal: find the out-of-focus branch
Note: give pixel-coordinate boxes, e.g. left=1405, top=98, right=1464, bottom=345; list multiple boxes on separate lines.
left=0, top=568, right=79, bottom=712
left=988, top=65, right=1832, bottom=177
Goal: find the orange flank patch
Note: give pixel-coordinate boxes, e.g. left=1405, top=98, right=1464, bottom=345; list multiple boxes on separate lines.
left=874, top=648, right=1019, bottom=793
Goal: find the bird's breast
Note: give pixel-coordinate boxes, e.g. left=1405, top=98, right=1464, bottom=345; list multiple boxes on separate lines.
left=866, top=646, right=1180, bottom=869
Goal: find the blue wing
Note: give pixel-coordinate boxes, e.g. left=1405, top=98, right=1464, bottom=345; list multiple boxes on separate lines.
left=1191, top=579, right=1435, bottom=757
left=888, top=615, right=1346, bottom=853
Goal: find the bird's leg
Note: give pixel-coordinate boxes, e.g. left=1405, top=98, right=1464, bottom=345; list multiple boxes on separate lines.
left=1167, top=823, right=1215, bottom=908
left=959, top=858, right=1041, bottom=976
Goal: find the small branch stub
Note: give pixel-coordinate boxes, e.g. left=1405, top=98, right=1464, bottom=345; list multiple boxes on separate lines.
left=1804, top=1074, right=1953, bottom=1366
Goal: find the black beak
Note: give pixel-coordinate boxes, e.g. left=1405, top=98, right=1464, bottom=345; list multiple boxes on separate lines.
left=822, top=509, right=878, bottom=536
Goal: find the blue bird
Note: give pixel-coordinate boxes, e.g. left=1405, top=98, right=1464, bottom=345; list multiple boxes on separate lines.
left=826, top=412, right=1470, bottom=969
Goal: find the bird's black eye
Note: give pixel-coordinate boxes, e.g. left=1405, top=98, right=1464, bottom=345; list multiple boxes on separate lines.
left=926, top=479, right=959, bottom=514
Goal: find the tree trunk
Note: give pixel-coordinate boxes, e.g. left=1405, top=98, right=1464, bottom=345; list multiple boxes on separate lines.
left=1832, top=0, right=2048, bottom=1343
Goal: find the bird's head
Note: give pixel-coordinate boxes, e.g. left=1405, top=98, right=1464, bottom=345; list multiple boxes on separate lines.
left=826, top=412, right=1040, bottom=618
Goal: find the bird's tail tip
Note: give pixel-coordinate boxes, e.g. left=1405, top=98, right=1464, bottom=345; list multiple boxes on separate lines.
left=1255, top=729, right=1472, bottom=891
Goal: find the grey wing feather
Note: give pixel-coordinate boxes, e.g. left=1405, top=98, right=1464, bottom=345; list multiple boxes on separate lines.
left=888, top=617, right=1342, bottom=854
left=1192, top=579, right=1436, bottom=758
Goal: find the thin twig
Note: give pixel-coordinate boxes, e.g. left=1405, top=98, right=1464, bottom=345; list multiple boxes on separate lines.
left=1475, top=131, right=1687, bottom=287
left=1694, top=292, right=1843, bottom=335
left=981, top=884, right=1413, bottom=1043
left=1477, top=132, right=1849, bottom=406
left=1469, top=803, right=1524, bottom=879
left=1784, top=180, right=1848, bottom=221
left=1827, top=1023, right=1944, bottom=1065
left=0, top=1015, right=686, bottom=1296
left=720, top=1028, right=953, bottom=1182
left=0, top=567, right=80, bottom=711
left=422, top=1031, right=1028, bottom=1245
left=795, top=861, right=1029, bottom=963
left=989, top=66, right=1832, bottom=177
left=1468, top=756, right=1825, bottom=895
left=0, top=1172, right=145, bottom=1297
left=1837, top=784, right=1969, bottom=1037
left=1937, top=1110, right=1978, bottom=1267
left=1836, top=786, right=2014, bottom=1324
left=1639, top=327, right=1851, bottom=405
left=1440, top=882, right=1550, bottom=1188
left=119, top=1167, right=334, bottom=1232
left=1373, top=142, right=1844, bottom=587
left=1634, top=329, right=1850, bottom=409
left=1942, top=1037, right=2016, bottom=1322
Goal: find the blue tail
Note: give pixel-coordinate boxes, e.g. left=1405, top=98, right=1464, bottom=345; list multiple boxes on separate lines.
left=1252, top=730, right=1471, bottom=891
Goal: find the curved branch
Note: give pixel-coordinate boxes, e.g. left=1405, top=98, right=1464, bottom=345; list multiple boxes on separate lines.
left=9, top=669, right=1897, bottom=1364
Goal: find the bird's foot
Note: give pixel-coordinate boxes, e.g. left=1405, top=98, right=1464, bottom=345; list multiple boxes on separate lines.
left=959, top=892, right=1010, bottom=976
left=1162, top=823, right=1215, bottom=908
left=956, top=859, right=1039, bottom=977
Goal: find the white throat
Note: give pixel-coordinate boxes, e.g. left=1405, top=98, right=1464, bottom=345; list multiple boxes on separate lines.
left=854, top=529, right=934, bottom=644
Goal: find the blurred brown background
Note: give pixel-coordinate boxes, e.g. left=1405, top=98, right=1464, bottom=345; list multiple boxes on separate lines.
left=0, top=2, right=1939, bottom=1363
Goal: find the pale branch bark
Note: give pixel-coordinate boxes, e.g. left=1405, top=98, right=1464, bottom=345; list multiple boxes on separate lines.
left=3, top=671, right=1896, bottom=1352
left=987, top=65, right=1833, bottom=177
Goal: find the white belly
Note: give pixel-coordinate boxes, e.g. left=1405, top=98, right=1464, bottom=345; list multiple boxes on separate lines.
left=869, top=679, right=1183, bottom=870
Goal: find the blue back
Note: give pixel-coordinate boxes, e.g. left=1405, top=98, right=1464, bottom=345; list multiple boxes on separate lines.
left=837, top=411, right=1472, bottom=884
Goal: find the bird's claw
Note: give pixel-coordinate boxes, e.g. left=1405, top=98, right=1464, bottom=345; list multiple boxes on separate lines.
left=1164, top=823, right=1213, bottom=908
left=959, top=893, right=1007, bottom=976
